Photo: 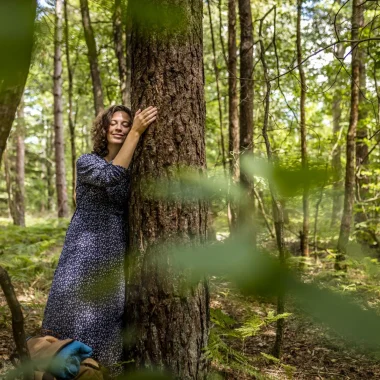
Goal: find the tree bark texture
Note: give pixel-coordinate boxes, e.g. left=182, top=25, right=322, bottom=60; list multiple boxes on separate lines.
left=297, top=0, right=309, bottom=257
left=54, top=0, right=69, bottom=218
left=227, top=0, right=239, bottom=231
left=238, top=0, right=254, bottom=228
left=125, top=0, right=209, bottom=378
left=0, top=0, right=36, bottom=166
left=113, top=0, right=130, bottom=107
left=80, top=0, right=104, bottom=115
left=337, top=0, right=360, bottom=257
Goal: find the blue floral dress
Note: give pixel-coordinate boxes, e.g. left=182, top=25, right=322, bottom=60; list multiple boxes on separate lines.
left=41, top=153, right=131, bottom=372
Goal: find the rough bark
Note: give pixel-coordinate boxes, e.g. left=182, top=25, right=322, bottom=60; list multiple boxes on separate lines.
left=227, top=0, right=239, bottom=231
left=337, top=0, right=360, bottom=262
left=237, top=0, right=254, bottom=229
left=113, top=0, right=130, bottom=106
left=80, top=0, right=104, bottom=115
left=297, top=0, right=309, bottom=257
left=125, top=0, right=209, bottom=378
left=0, top=0, right=36, bottom=166
left=64, top=0, right=77, bottom=209
left=54, top=0, right=69, bottom=218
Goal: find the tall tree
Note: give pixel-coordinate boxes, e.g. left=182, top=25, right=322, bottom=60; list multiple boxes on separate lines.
left=113, top=0, right=130, bottom=106
left=14, top=96, right=26, bottom=227
left=238, top=0, right=254, bottom=228
left=355, top=3, right=369, bottom=227
left=337, top=0, right=360, bottom=261
left=64, top=0, right=77, bottom=207
left=54, top=0, right=69, bottom=218
left=227, top=0, right=239, bottom=230
left=125, top=0, right=209, bottom=377
left=297, top=0, right=309, bottom=257
left=80, top=0, right=104, bottom=115
left=0, top=0, right=36, bottom=165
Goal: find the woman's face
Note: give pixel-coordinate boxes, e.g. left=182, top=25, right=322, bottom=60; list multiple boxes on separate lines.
left=106, top=111, right=132, bottom=145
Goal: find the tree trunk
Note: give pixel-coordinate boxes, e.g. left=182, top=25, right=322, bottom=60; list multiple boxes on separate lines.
left=125, top=0, right=209, bottom=378
left=54, top=0, right=69, bottom=218
left=0, top=0, right=36, bottom=166
left=113, top=0, right=129, bottom=106
left=79, top=0, right=104, bottom=115
left=64, top=0, right=77, bottom=209
left=337, top=0, right=360, bottom=262
left=3, top=148, right=16, bottom=221
left=237, top=0, right=254, bottom=229
left=207, top=0, right=226, bottom=172
left=330, top=0, right=345, bottom=228
left=355, top=3, right=369, bottom=227
left=297, top=0, right=309, bottom=257
left=227, top=0, right=239, bottom=231
left=14, top=96, right=26, bottom=227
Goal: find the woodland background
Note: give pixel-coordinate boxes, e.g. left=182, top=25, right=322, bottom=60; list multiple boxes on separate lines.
left=1, top=0, right=380, bottom=378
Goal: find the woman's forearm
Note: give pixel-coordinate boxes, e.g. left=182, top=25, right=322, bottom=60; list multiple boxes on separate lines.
left=112, top=130, right=141, bottom=169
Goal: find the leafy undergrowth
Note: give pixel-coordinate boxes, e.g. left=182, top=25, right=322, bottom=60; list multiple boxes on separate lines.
left=2, top=217, right=380, bottom=378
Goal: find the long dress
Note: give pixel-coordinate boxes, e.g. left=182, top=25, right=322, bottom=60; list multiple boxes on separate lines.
left=41, top=152, right=131, bottom=372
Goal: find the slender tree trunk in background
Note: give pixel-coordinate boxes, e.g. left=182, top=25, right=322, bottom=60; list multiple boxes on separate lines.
left=227, top=0, right=239, bottom=231
left=64, top=0, right=77, bottom=208
left=258, top=18, right=285, bottom=357
left=337, top=0, right=360, bottom=264
left=125, top=8, right=132, bottom=108
left=125, top=0, right=209, bottom=377
left=297, top=0, right=309, bottom=257
left=207, top=0, right=226, bottom=173
left=113, top=0, right=129, bottom=106
left=46, top=124, right=55, bottom=212
left=355, top=3, right=369, bottom=228
left=80, top=0, right=104, bottom=115
left=0, top=0, right=36, bottom=166
left=14, top=96, right=26, bottom=227
left=238, top=0, right=254, bottom=230
left=4, top=149, right=16, bottom=221
left=54, top=0, right=69, bottom=218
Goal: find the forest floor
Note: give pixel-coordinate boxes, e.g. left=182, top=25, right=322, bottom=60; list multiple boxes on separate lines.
left=1, top=218, right=380, bottom=379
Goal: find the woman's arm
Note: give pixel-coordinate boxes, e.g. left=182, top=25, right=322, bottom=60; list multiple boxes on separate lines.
left=112, top=106, right=157, bottom=169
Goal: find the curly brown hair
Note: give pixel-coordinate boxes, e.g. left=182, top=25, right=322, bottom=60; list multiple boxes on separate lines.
left=91, top=105, right=133, bottom=157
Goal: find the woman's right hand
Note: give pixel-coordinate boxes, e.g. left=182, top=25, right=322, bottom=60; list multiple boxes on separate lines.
left=131, top=106, right=158, bottom=136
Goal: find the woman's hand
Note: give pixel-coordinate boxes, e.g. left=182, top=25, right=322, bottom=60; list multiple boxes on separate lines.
left=131, top=106, right=158, bottom=136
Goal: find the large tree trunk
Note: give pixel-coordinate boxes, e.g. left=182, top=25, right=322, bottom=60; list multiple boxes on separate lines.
left=64, top=0, right=77, bottom=209
left=125, top=0, right=209, bottom=378
left=297, top=0, right=309, bottom=257
left=227, top=0, right=239, bottom=231
left=237, top=0, right=254, bottom=228
left=54, top=0, right=69, bottom=218
left=337, top=0, right=360, bottom=262
left=113, top=0, right=130, bottom=106
left=79, top=0, right=104, bottom=115
left=0, top=0, right=36, bottom=166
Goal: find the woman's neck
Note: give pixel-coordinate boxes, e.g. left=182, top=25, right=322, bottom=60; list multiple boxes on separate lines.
left=104, top=145, right=121, bottom=163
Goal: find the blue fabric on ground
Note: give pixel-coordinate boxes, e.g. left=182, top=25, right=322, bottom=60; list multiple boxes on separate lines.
left=48, top=340, right=93, bottom=380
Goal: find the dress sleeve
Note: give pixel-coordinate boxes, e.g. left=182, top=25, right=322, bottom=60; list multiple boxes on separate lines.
left=76, top=153, right=130, bottom=188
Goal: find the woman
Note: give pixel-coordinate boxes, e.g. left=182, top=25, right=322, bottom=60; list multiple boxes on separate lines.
left=41, top=105, right=158, bottom=375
